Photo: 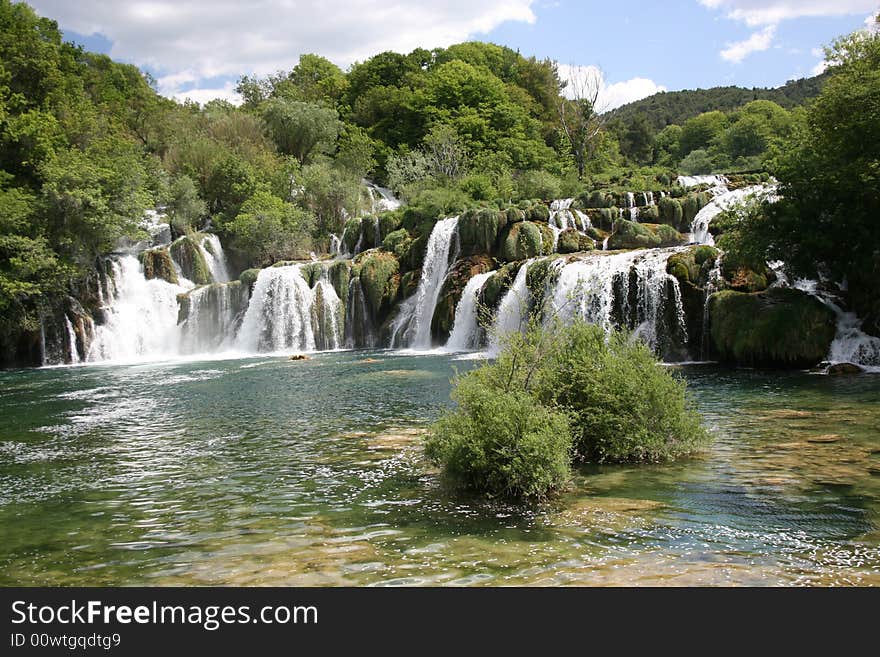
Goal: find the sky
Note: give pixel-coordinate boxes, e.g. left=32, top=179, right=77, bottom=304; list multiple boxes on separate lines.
left=27, top=0, right=880, bottom=110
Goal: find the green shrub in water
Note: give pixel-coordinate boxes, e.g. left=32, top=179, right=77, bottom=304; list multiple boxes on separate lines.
left=426, top=374, right=573, bottom=500
left=427, top=321, right=710, bottom=499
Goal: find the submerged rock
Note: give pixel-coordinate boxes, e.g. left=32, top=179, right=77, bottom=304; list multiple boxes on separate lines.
left=826, top=362, right=865, bottom=375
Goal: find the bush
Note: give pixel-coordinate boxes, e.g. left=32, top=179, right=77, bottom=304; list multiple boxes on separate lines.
left=427, top=321, right=710, bottom=500
left=534, top=323, right=710, bottom=463
left=426, top=376, right=573, bottom=500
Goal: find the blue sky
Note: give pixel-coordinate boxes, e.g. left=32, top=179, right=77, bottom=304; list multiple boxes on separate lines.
left=29, top=0, right=878, bottom=108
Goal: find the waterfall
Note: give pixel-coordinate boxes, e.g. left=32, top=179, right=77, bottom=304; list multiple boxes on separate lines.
left=701, top=254, right=723, bottom=360
left=677, top=174, right=729, bottom=188
left=179, top=282, right=249, bottom=354
left=64, top=315, right=80, bottom=364
left=626, top=192, right=635, bottom=208
left=39, top=318, right=47, bottom=367
left=489, top=261, right=532, bottom=353
left=574, top=209, right=590, bottom=232
left=344, top=276, right=376, bottom=348
left=373, top=216, right=382, bottom=248
left=546, top=248, right=689, bottom=356
left=630, top=207, right=640, bottom=222
left=330, top=234, right=343, bottom=256
left=235, top=265, right=317, bottom=353
left=786, top=279, right=880, bottom=370
left=690, top=185, right=772, bottom=245
left=199, top=233, right=232, bottom=283
left=363, top=180, right=402, bottom=213
left=445, top=271, right=494, bottom=351
left=390, top=216, right=460, bottom=348
left=313, top=269, right=343, bottom=351
left=87, top=255, right=189, bottom=363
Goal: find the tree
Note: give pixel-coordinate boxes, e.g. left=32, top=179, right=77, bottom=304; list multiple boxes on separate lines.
left=261, top=98, right=341, bottom=163
left=761, top=27, right=880, bottom=332
left=225, top=191, right=315, bottom=266
left=678, top=110, right=728, bottom=158
left=555, top=66, right=606, bottom=178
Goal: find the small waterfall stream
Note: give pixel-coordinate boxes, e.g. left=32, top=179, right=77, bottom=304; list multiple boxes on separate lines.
left=445, top=271, right=493, bottom=351
left=390, top=216, right=460, bottom=349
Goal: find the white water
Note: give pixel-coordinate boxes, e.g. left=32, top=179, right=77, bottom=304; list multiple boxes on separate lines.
left=179, top=283, right=248, bottom=354
left=236, top=265, right=317, bottom=353
left=445, top=271, right=494, bottom=351
left=547, top=248, right=689, bottom=353
left=690, top=185, right=771, bottom=245
left=391, top=216, right=460, bottom=349
left=87, top=256, right=190, bottom=363
left=489, top=261, right=532, bottom=353
left=64, top=316, right=80, bottom=364
left=314, top=269, right=344, bottom=351
left=788, top=279, right=880, bottom=370
left=364, top=180, right=401, bottom=213
left=677, top=174, right=729, bottom=188
left=200, top=234, right=232, bottom=283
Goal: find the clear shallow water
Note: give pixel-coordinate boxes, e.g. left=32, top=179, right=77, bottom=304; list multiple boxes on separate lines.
left=0, top=353, right=878, bottom=586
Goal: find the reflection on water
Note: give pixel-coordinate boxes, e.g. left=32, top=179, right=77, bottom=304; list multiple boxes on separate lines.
left=0, top=354, right=878, bottom=586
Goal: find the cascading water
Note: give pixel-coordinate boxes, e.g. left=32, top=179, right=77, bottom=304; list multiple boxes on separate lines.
left=786, top=279, right=880, bottom=370
left=690, top=185, right=772, bottom=245
left=701, top=254, right=723, bottom=360
left=235, top=265, right=318, bottom=353
left=445, top=271, right=494, bottom=351
left=313, top=269, right=343, bottom=351
left=178, top=282, right=250, bottom=354
left=677, top=174, right=729, bottom=188
left=199, top=233, right=232, bottom=283
left=64, top=316, right=81, bottom=365
left=489, top=260, right=532, bottom=353
left=390, top=216, right=460, bottom=349
left=344, top=276, right=376, bottom=349
left=87, top=256, right=189, bottom=363
left=545, top=247, right=689, bottom=357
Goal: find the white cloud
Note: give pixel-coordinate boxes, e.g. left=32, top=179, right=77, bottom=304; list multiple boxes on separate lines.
left=556, top=65, right=666, bottom=112
left=173, top=82, right=242, bottom=106
left=720, top=24, right=776, bottom=62
left=29, top=0, right=536, bottom=100
left=698, top=0, right=878, bottom=27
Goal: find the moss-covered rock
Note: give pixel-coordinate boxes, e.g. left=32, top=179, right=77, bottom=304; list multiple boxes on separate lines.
left=525, top=256, right=562, bottom=316
left=658, top=196, right=684, bottom=230
left=557, top=229, right=581, bottom=254
left=537, top=222, right=555, bottom=254
left=651, top=223, right=687, bottom=247
left=298, top=262, right=323, bottom=288
left=479, top=262, right=520, bottom=312
left=639, top=205, right=660, bottom=222
left=526, top=203, right=550, bottom=223
left=578, top=234, right=597, bottom=252
left=708, top=287, right=836, bottom=368
left=607, top=219, right=661, bottom=250
left=458, top=208, right=506, bottom=256
left=328, top=260, right=351, bottom=302
left=578, top=190, right=614, bottom=208
left=354, top=250, right=400, bottom=321
left=140, top=247, right=179, bottom=284
left=379, top=211, right=402, bottom=237
left=170, top=235, right=212, bottom=285
left=506, top=207, right=525, bottom=224
left=399, top=269, right=421, bottom=301
left=342, top=217, right=362, bottom=254
left=239, top=267, right=261, bottom=291
left=431, top=255, right=494, bottom=341
left=682, top=192, right=711, bottom=226
left=500, top=221, right=544, bottom=262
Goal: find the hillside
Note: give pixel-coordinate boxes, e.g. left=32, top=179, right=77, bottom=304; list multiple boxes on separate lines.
left=609, top=72, right=830, bottom=131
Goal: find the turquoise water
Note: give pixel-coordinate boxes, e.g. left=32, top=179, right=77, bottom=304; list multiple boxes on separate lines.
left=0, top=352, right=878, bottom=585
